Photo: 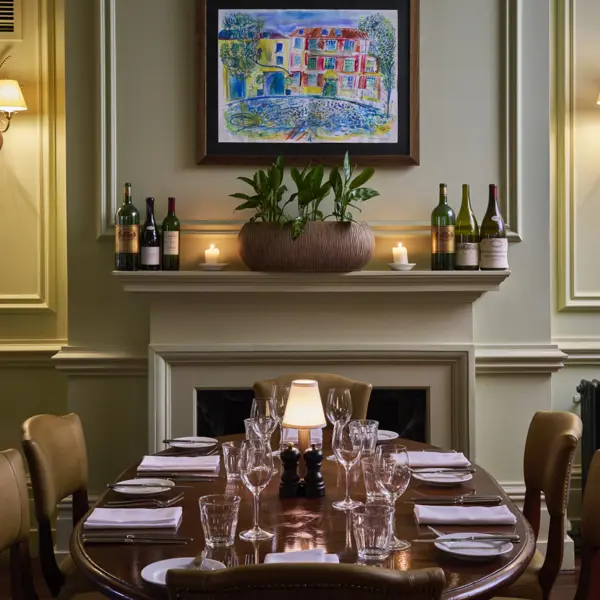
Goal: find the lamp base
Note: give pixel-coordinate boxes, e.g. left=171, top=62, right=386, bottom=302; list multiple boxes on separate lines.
left=298, top=428, right=311, bottom=455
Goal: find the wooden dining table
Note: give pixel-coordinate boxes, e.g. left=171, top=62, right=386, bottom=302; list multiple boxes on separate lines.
left=70, top=434, right=536, bottom=600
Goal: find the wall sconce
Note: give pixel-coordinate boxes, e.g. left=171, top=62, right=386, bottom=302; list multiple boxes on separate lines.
left=0, top=79, right=27, bottom=150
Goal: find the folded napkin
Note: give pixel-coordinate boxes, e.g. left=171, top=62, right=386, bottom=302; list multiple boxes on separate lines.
left=138, top=455, right=220, bottom=472
left=414, top=505, right=517, bottom=525
left=406, top=451, right=471, bottom=469
left=84, top=507, right=183, bottom=529
left=282, top=428, right=323, bottom=444
left=264, top=549, right=339, bottom=564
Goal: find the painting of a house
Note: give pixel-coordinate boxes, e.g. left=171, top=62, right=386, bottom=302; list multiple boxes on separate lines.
left=217, top=10, right=399, bottom=144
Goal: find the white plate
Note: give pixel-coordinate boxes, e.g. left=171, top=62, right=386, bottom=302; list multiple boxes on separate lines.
left=141, top=557, right=226, bottom=586
left=112, top=478, right=174, bottom=496
left=412, top=471, right=473, bottom=487
left=388, top=263, right=416, bottom=271
left=377, top=430, right=399, bottom=442
left=434, top=532, right=513, bottom=561
left=168, top=436, right=218, bottom=450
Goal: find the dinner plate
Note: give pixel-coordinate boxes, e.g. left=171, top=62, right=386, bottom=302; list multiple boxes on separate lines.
left=141, top=557, right=226, bottom=586
left=167, top=436, right=218, bottom=450
left=112, top=478, right=174, bottom=496
left=412, top=470, right=473, bottom=487
left=434, top=532, right=513, bottom=561
left=377, top=430, right=399, bottom=442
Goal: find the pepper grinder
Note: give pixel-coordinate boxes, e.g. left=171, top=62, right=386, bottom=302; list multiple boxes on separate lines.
left=279, top=442, right=301, bottom=498
left=303, top=443, right=325, bottom=498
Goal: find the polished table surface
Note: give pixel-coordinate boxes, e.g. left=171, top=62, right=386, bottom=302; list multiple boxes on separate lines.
left=71, top=434, right=535, bottom=600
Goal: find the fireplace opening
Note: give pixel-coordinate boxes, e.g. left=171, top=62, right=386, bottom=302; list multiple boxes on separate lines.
left=196, top=388, right=427, bottom=443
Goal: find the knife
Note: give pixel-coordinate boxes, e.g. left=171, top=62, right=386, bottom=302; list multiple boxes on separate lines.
left=409, top=496, right=502, bottom=506
left=411, top=468, right=476, bottom=474
left=107, top=482, right=194, bottom=490
left=413, top=535, right=520, bottom=543
left=163, top=439, right=216, bottom=445
left=82, top=537, right=189, bottom=545
left=135, top=473, right=222, bottom=479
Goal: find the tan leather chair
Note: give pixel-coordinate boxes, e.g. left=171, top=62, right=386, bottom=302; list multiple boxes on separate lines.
left=166, top=564, right=446, bottom=600
left=254, top=373, right=373, bottom=421
left=21, top=413, right=94, bottom=598
left=493, top=411, right=582, bottom=600
left=0, top=449, right=38, bottom=600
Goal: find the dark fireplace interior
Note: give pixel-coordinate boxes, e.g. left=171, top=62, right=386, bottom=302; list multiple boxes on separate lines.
left=196, top=387, right=427, bottom=443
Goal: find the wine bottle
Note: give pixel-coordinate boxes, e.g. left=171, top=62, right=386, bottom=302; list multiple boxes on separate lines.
left=455, top=184, right=480, bottom=271
left=115, top=182, right=140, bottom=271
left=480, top=184, right=509, bottom=270
left=161, top=197, right=180, bottom=271
left=140, top=197, right=160, bottom=271
left=431, top=183, right=456, bottom=270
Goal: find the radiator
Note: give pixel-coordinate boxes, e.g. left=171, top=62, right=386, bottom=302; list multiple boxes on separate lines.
left=576, top=378, right=600, bottom=492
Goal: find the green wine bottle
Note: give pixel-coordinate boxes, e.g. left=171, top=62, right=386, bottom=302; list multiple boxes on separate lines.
left=161, top=197, right=180, bottom=271
left=115, top=182, right=140, bottom=271
left=455, top=184, right=480, bottom=271
left=480, top=184, right=509, bottom=270
left=431, top=183, right=456, bottom=270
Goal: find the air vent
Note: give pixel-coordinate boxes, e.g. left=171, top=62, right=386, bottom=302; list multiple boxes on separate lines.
left=0, top=0, right=22, bottom=41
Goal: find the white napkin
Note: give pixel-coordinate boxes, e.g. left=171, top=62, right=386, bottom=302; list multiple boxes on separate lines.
left=138, top=455, right=220, bottom=472
left=264, top=549, right=339, bottom=564
left=414, top=505, right=517, bottom=525
left=282, top=428, right=323, bottom=444
left=406, top=452, right=471, bottom=469
left=84, top=507, right=183, bottom=529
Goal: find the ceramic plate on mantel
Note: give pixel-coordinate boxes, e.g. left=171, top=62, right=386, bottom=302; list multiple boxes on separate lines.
left=388, top=263, right=416, bottom=271
left=141, top=558, right=225, bottom=586
left=167, top=436, right=218, bottom=450
left=412, top=470, right=473, bottom=487
left=434, top=532, right=513, bottom=561
left=199, top=263, right=228, bottom=271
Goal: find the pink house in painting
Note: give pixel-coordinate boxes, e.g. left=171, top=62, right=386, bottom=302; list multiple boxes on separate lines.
left=287, top=27, right=381, bottom=102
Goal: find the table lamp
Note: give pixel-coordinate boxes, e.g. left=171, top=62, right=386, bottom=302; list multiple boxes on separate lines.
left=282, top=379, right=326, bottom=454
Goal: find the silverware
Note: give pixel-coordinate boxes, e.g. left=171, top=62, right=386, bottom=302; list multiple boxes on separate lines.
left=106, top=493, right=184, bottom=508
left=107, top=482, right=193, bottom=490
left=410, top=495, right=502, bottom=506
left=135, top=472, right=222, bottom=479
left=163, top=439, right=216, bottom=446
left=225, top=556, right=235, bottom=568
left=413, top=535, right=520, bottom=544
left=82, top=537, right=189, bottom=545
left=244, top=554, right=256, bottom=565
left=411, top=468, right=476, bottom=475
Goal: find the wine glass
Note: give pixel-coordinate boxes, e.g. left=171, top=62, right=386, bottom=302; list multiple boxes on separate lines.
left=239, top=439, right=274, bottom=541
left=271, top=385, right=290, bottom=456
left=250, top=396, right=278, bottom=443
left=375, top=444, right=411, bottom=550
left=332, top=420, right=363, bottom=511
left=325, top=388, right=353, bottom=462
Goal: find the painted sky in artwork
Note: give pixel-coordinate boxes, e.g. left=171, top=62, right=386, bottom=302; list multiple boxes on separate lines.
left=217, top=9, right=399, bottom=144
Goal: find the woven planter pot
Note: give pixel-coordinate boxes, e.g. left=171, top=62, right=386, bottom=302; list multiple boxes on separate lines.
left=238, top=221, right=375, bottom=273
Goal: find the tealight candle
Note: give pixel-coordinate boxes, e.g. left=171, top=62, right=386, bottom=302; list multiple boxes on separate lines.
left=392, top=242, right=408, bottom=264
left=205, top=244, right=220, bottom=264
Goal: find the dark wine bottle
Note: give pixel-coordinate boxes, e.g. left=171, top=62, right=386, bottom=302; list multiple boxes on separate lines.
left=455, top=184, right=480, bottom=271
left=161, top=197, right=180, bottom=271
left=115, top=182, right=140, bottom=271
left=480, top=184, right=509, bottom=270
left=140, top=197, right=160, bottom=271
left=431, top=183, right=456, bottom=270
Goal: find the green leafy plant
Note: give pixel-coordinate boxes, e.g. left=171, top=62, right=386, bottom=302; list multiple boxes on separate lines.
left=288, top=164, right=331, bottom=239
left=230, top=156, right=288, bottom=223
left=329, top=152, right=379, bottom=223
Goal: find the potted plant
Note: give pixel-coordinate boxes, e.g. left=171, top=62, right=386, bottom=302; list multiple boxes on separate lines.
left=233, top=153, right=379, bottom=272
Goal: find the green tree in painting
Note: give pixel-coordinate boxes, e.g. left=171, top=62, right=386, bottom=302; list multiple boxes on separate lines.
left=358, top=14, right=396, bottom=117
left=219, top=13, right=264, bottom=98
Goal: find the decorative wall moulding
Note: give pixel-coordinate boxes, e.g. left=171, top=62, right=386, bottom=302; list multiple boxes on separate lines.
left=0, top=342, right=63, bottom=367
left=96, top=0, right=522, bottom=241
left=474, top=345, right=566, bottom=375
left=554, top=338, right=600, bottom=366
left=52, top=347, right=147, bottom=376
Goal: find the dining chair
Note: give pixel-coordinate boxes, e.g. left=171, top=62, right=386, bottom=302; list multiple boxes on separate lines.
left=166, top=564, right=446, bottom=600
left=492, top=410, right=582, bottom=600
left=253, top=373, right=373, bottom=420
left=21, top=413, right=96, bottom=599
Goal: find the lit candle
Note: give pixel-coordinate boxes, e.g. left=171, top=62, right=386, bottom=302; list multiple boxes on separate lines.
left=205, top=244, right=220, bottom=264
left=392, top=242, right=408, bottom=264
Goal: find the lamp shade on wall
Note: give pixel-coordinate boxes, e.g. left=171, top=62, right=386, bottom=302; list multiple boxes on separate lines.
left=0, top=80, right=27, bottom=112
left=282, top=379, right=327, bottom=429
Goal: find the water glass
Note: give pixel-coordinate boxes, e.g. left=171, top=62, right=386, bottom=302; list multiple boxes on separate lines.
left=354, top=419, right=379, bottom=457
left=352, top=504, right=393, bottom=561
left=361, top=457, right=388, bottom=504
left=222, top=441, right=241, bottom=480
left=244, top=418, right=260, bottom=441
left=199, top=494, right=241, bottom=548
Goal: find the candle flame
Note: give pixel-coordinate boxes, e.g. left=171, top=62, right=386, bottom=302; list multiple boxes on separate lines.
left=209, top=244, right=215, bottom=250
left=397, top=242, right=403, bottom=248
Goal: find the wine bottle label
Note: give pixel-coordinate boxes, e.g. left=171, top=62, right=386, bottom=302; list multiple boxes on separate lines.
left=141, top=246, right=160, bottom=265
left=480, top=238, right=509, bottom=269
left=163, top=231, right=179, bottom=256
left=432, top=226, right=455, bottom=254
left=456, top=242, right=479, bottom=267
left=115, top=225, right=139, bottom=254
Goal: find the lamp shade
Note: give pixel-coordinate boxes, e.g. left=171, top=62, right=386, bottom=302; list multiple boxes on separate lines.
left=282, top=379, right=327, bottom=429
left=0, top=80, right=27, bottom=112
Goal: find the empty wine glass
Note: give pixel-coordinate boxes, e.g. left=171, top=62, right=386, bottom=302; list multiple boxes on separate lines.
left=239, top=439, right=274, bottom=541
left=326, top=388, right=352, bottom=462
left=250, top=396, right=278, bottom=443
left=271, top=385, right=290, bottom=456
left=332, top=420, right=363, bottom=511
left=375, top=445, right=411, bottom=550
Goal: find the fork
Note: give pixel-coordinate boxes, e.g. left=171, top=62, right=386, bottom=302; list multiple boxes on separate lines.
left=106, top=493, right=184, bottom=508
left=244, top=554, right=256, bottom=566
left=427, top=526, right=446, bottom=537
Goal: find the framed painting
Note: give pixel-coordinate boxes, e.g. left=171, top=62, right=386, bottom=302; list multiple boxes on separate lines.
left=196, top=0, right=419, bottom=165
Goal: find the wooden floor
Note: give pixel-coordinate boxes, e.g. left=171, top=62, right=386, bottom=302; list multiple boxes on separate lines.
left=0, top=556, right=581, bottom=599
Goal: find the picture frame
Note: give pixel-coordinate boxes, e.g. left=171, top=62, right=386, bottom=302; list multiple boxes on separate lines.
left=196, top=0, right=419, bottom=165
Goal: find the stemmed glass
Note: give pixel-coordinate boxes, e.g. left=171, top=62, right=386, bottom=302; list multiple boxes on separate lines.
left=271, top=385, right=290, bottom=456
left=325, top=388, right=353, bottom=462
left=239, top=439, right=274, bottom=541
left=375, top=444, right=411, bottom=550
left=250, top=396, right=278, bottom=474
left=332, top=420, right=363, bottom=511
